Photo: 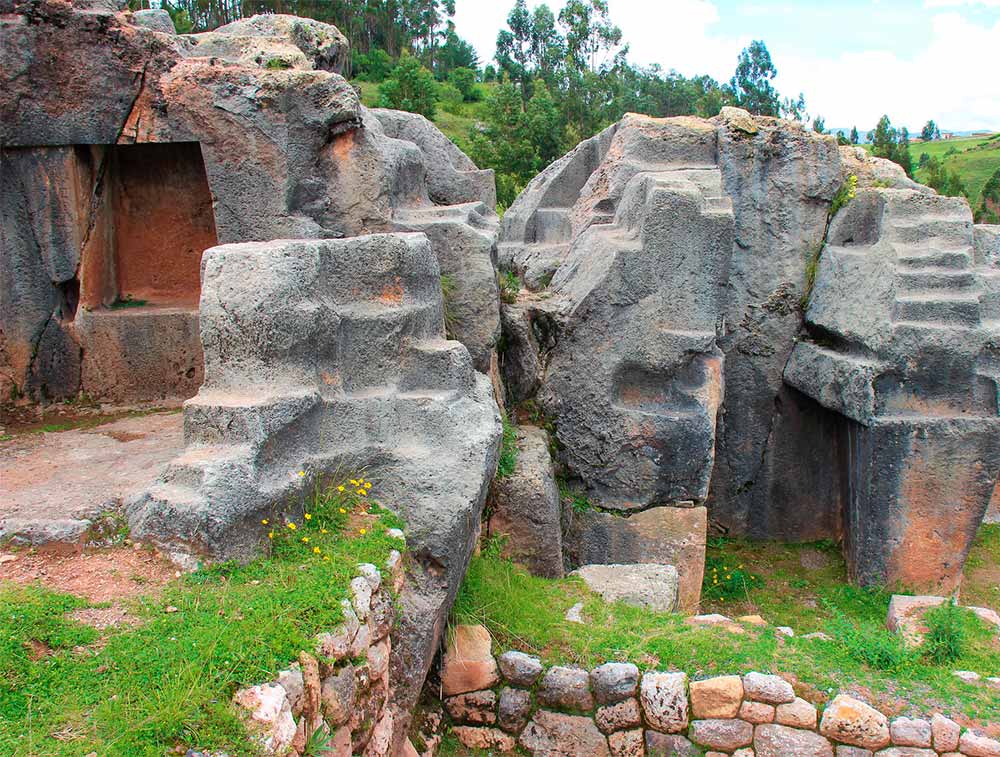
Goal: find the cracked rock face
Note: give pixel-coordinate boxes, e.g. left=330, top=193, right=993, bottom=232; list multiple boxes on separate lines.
left=498, top=107, right=999, bottom=593
left=0, top=3, right=498, bottom=401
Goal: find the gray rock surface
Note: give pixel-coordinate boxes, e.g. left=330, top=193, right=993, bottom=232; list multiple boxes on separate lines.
left=1, top=6, right=499, bottom=407
left=589, top=663, right=640, bottom=705
left=126, top=234, right=500, bottom=748
left=0, top=412, right=183, bottom=545
left=536, top=666, right=594, bottom=712
left=131, top=9, right=175, bottom=34
left=755, top=723, right=834, bottom=757
left=519, top=710, right=610, bottom=756
left=488, top=425, right=563, bottom=577
left=572, top=564, right=679, bottom=613
left=498, top=651, right=544, bottom=687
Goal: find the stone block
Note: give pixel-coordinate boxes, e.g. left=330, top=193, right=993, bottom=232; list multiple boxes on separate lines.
left=444, top=689, right=497, bottom=726
left=498, top=687, right=532, bottom=734
left=742, top=672, right=795, bottom=704
left=640, top=671, right=688, bottom=733
left=689, top=719, right=753, bottom=751
left=591, top=662, right=641, bottom=705
left=568, top=506, right=707, bottom=612
left=930, top=713, right=960, bottom=752
left=498, top=650, right=544, bottom=687
left=644, top=731, right=699, bottom=756
left=776, top=697, right=818, bottom=729
left=755, top=723, right=834, bottom=757
left=441, top=625, right=499, bottom=697
left=488, top=425, right=564, bottom=578
left=595, top=698, right=642, bottom=734
left=689, top=675, right=743, bottom=719
left=519, top=710, right=610, bottom=756
left=739, top=700, right=775, bottom=724
left=454, top=726, right=517, bottom=752
left=609, top=728, right=644, bottom=757
left=573, top=564, right=679, bottom=613
left=960, top=730, right=1000, bottom=757
left=537, top=665, right=594, bottom=712
left=889, top=717, right=931, bottom=748
left=819, top=695, right=890, bottom=751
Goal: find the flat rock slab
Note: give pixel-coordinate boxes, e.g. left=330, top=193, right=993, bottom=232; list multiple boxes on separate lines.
left=572, top=563, right=680, bottom=613
left=0, top=412, right=183, bottom=545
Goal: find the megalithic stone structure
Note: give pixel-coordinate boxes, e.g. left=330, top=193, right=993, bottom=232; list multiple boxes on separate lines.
left=128, top=233, right=501, bottom=738
left=785, top=188, right=1000, bottom=591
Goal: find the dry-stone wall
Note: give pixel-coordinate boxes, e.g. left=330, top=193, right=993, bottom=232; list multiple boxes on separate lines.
left=232, top=555, right=405, bottom=756
left=438, top=625, right=1000, bottom=757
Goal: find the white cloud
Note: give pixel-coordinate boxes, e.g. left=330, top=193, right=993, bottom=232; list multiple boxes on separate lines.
left=925, top=0, right=1000, bottom=8
left=777, top=12, right=1000, bottom=131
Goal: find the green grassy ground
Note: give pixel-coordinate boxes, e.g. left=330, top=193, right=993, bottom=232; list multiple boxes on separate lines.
left=0, top=480, right=403, bottom=756
left=453, top=527, right=1000, bottom=722
left=911, top=134, right=1000, bottom=207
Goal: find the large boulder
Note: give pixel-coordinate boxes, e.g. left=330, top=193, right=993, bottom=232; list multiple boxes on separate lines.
left=127, top=234, right=501, bottom=746
left=1, top=3, right=499, bottom=403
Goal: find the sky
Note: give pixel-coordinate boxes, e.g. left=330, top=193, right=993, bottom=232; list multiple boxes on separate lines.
left=452, top=0, right=1000, bottom=132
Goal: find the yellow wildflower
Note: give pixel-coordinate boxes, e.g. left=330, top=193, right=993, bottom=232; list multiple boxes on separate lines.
left=359, top=528, right=367, bottom=535
left=350, top=479, right=358, bottom=486
left=298, top=471, right=305, bottom=477
left=364, top=481, right=372, bottom=489
left=338, top=485, right=345, bottom=492
left=321, top=528, right=328, bottom=534
left=304, top=513, right=312, bottom=520
left=357, top=489, right=367, bottom=497
left=287, top=522, right=297, bottom=530
left=268, top=531, right=274, bottom=540
left=313, top=546, right=321, bottom=554
left=261, top=519, right=269, bottom=525
left=301, top=536, right=309, bottom=543
left=323, top=556, right=330, bottom=561
left=339, top=507, right=347, bottom=514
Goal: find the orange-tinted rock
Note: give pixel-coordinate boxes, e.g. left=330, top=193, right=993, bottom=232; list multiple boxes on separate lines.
left=689, top=676, right=743, bottom=719
left=441, top=625, right=499, bottom=697
left=819, top=694, right=890, bottom=751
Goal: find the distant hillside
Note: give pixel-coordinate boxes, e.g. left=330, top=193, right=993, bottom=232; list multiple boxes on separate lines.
left=910, top=133, right=1000, bottom=208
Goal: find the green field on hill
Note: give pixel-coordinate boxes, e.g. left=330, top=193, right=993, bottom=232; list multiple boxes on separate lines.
left=910, top=133, right=1000, bottom=207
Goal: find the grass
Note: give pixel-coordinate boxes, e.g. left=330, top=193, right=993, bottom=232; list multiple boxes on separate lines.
left=452, top=531, right=1000, bottom=720
left=495, top=415, right=519, bottom=480
left=864, top=133, right=1000, bottom=207
left=0, top=477, right=404, bottom=756
left=0, top=406, right=181, bottom=438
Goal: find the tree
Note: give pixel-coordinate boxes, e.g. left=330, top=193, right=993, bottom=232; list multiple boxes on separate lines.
left=558, top=0, right=624, bottom=73
left=812, top=116, right=826, bottom=134
left=896, top=127, right=914, bottom=177
left=977, top=168, right=1000, bottom=223
left=378, top=53, right=439, bottom=119
left=836, top=130, right=850, bottom=146
left=850, top=126, right=859, bottom=145
left=728, top=40, right=781, bottom=117
left=921, top=120, right=938, bottom=142
left=448, top=67, right=479, bottom=101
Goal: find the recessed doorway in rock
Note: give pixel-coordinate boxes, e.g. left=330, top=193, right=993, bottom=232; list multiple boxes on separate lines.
left=80, top=142, right=219, bottom=309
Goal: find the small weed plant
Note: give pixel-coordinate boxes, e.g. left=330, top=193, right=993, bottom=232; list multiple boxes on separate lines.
left=558, top=478, right=593, bottom=514
left=702, top=556, right=764, bottom=602
left=829, top=174, right=858, bottom=218
left=495, top=415, right=519, bottom=479
left=922, top=600, right=967, bottom=665
left=498, top=271, right=521, bottom=304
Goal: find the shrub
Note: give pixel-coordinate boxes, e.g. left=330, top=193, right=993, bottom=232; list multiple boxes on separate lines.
left=378, top=53, right=438, bottom=119
left=830, top=174, right=858, bottom=217
left=826, top=605, right=914, bottom=672
left=438, top=82, right=465, bottom=115
left=922, top=600, right=966, bottom=664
